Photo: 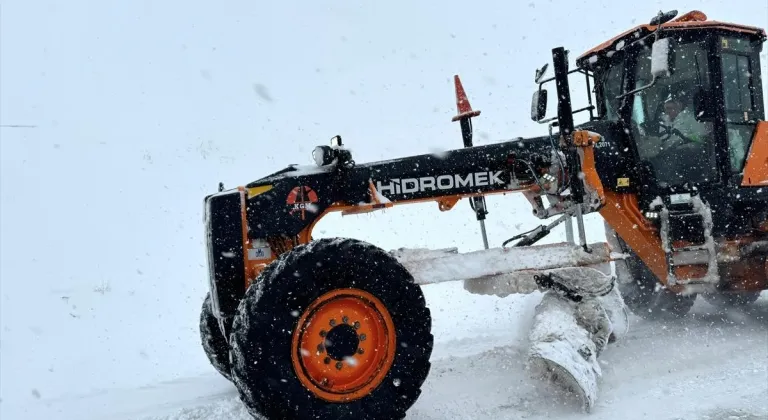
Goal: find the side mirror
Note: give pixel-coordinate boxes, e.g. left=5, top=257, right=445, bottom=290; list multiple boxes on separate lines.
left=616, top=38, right=675, bottom=100
left=531, top=89, right=548, bottom=121
left=650, top=38, right=675, bottom=79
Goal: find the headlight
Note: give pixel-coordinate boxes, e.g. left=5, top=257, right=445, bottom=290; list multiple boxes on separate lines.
left=313, top=145, right=335, bottom=166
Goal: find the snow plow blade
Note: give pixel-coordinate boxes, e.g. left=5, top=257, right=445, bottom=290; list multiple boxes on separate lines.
left=527, top=268, right=628, bottom=412
left=391, top=242, right=629, bottom=412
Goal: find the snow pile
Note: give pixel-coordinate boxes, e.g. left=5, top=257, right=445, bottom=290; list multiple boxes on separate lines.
left=525, top=269, right=627, bottom=412
left=527, top=291, right=602, bottom=412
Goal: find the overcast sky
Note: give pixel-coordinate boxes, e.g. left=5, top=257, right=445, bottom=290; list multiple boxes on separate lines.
left=1, top=0, right=767, bottom=409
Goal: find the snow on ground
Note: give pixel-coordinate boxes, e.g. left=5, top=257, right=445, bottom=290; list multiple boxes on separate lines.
left=7, top=281, right=766, bottom=420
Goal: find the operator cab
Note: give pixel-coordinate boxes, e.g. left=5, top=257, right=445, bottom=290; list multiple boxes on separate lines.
left=572, top=10, right=766, bottom=234
left=578, top=11, right=765, bottom=191
left=530, top=9, right=766, bottom=252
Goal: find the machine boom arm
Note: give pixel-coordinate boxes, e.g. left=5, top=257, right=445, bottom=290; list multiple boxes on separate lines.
left=242, top=134, right=566, bottom=239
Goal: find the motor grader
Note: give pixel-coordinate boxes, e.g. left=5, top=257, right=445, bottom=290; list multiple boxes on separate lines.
left=199, top=10, right=767, bottom=420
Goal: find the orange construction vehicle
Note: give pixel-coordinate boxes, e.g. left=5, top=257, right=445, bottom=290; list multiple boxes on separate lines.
left=199, top=10, right=767, bottom=420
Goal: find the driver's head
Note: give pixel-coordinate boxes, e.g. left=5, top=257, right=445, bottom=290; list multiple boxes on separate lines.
left=664, top=96, right=683, bottom=120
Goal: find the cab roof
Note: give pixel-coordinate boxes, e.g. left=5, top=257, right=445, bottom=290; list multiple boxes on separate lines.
left=576, top=10, right=767, bottom=68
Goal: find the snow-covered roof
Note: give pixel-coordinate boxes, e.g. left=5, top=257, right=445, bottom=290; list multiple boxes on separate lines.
left=576, top=10, right=766, bottom=68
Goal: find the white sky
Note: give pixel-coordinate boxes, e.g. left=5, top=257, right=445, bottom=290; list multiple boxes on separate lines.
left=1, top=0, right=766, bottom=409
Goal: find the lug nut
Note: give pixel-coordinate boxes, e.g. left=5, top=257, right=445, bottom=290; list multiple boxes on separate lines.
left=319, top=330, right=327, bottom=337
left=353, top=321, right=361, bottom=330
left=329, top=319, right=337, bottom=327
left=342, top=316, right=349, bottom=324
left=324, top=357, right=331, bottom=364
left=357, top=348, right=365, bottom=355
left=335, top=361, right=343, bottom=370
left=317, top=343, right=325, bottom=353
left=359, top=333, right=367, bottom=341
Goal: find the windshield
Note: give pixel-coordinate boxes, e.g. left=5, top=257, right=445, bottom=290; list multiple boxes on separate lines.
left=630, top=39, right=718, bottom=187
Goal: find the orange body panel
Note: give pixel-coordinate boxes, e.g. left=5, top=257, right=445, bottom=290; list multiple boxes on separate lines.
left=741, top=121, right=768, bottom=187
left=674, top=10, right=708, bottom=23
left=598, top=191, right=676, bottom=287
left=597, top=192, right=735, bottom=290
left=573, top=131, right=606, bottom=207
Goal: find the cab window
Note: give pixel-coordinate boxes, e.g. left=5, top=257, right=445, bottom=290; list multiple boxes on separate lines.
left=720, top=36, right=761, bottom=173
left=600, top=60, right=625, bottom=121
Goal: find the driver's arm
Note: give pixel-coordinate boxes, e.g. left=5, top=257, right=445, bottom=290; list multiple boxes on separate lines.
left=673, top=110, right=709, bottom=144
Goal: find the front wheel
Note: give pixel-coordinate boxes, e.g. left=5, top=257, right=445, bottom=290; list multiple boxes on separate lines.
left=605, top=223, right=696, bottom=320
left=229, top=238, right=433, bottom=420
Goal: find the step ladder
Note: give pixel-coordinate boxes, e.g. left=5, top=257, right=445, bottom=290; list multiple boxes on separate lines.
left=659, top=195, right=719, bottom=286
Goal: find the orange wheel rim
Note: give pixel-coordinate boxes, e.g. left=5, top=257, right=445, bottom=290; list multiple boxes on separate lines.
left=291, top=288, right=396, bottom=402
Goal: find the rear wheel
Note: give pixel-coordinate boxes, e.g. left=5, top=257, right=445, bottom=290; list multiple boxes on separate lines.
left=605, top=224, right=696, bottom=320
left=229, top=238, right=433, bottom=420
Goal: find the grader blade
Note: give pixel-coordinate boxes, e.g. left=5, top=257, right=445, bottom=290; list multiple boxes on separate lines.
left=391, top=241, right=618, bottom=286
left=391, top=242, right=629, bottom=411
left=527, top=268, right=628, bottom=412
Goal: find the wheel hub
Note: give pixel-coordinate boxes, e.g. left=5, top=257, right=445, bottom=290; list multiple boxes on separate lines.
left=325, top=323, right=360, bottom=361
left=291, top=288, right=396, bottom=402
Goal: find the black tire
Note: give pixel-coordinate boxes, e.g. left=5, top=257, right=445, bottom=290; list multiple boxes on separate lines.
left=616, top=252, right=697, bottom=319
left=200, top=292, right=233, bottom=381
left=702, top=291, right=761, bottom=308
left=605, top=224, right=696, bottom=320
left=229, top=237, right=433, bottom=420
